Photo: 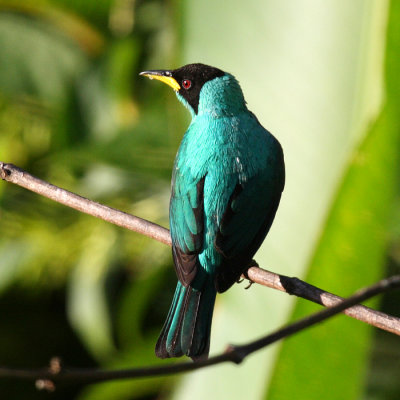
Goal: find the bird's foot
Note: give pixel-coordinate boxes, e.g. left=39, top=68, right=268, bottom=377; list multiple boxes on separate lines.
left=242, top=259, right=258, bottom=289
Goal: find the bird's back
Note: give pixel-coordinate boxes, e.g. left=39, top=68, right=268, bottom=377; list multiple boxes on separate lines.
left=171, top=109, right=284, bottom=289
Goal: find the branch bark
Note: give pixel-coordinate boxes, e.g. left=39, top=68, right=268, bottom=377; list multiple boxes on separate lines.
left=1, top=162, right=400, bottom=336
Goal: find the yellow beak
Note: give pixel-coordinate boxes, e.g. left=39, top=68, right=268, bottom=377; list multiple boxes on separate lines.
left=139, top=70, right=181, bottom=91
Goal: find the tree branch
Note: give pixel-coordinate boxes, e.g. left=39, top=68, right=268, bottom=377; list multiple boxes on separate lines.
left=1, top=162, right=400, bottom=336
left=0, top=274, right=398, bottom=387
left=246, top=267, right=400, bottom=335
left=0, top=162, right=171, bottom=246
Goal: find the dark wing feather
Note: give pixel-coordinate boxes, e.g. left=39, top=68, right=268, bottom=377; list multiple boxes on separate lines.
left=170, top=176, right=205, bottom=287
left=215, top=159, right=285, bottom=293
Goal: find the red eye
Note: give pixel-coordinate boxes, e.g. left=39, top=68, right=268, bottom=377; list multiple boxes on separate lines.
left=182, top=79, right=192, bottom=89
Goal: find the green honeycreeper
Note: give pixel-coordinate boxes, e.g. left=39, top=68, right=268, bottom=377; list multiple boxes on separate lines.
left=140, top=63, right=285, bottom=360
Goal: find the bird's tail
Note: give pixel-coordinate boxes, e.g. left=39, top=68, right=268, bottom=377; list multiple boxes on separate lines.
left=155, top=278, right=216, bottom=360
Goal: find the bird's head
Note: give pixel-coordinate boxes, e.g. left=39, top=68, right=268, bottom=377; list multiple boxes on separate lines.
left=140, top=63, right=246, bottom=117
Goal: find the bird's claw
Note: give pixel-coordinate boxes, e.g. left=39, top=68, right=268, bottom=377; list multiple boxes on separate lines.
left=244, top=280, right=254, bottom=290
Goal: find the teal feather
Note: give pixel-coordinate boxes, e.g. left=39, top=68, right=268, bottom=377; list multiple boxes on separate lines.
left=153, top=65, right=285, bottom=360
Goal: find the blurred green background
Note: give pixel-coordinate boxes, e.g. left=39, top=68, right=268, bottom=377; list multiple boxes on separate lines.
left=0, top=0, right=399, bottom=399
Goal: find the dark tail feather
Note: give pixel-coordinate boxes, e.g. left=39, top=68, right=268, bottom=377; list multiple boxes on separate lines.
left=155, top=279, right=216, bottom=360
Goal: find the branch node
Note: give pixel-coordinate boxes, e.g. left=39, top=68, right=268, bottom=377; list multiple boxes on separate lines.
left=279, top=275, right=303, bottom=296
left=48, top=357, right=62, bottom=375
left=224, top=344, right=246, bottom=364
left=35, top=379, right=56, bottom=392
left=0, top=162, right=11, bottom=179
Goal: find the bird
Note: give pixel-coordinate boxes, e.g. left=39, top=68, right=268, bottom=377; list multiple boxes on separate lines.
left=140, top=63, right=285, bottom=360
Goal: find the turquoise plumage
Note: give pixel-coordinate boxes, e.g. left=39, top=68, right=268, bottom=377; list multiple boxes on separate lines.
left=140, top=64, right=285, bottom=360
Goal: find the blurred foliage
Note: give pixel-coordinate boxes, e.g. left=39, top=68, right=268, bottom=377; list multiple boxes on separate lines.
left=0, top=1, right=399, bottom=400
left=268, top=100, right=400, bottom=399
left=0, top=0, right=185, bottom=398
left=267, top=3, right=400, bottom=398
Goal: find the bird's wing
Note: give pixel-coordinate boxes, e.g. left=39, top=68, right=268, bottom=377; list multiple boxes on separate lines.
left=215, top=163, right=284, bottom=293
left=169, top=174, right=205, bottom=287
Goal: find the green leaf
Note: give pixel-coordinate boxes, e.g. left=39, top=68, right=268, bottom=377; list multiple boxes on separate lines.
left=267, top=106, right=400, bottom=399
left=67, top=223, right=118, bottom=360
left=266, top=1, right=400, bottom=398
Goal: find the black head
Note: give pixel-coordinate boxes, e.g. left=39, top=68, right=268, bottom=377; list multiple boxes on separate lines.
left=171, top=64, right=225, bottom=113
left=140, top=63, right=225, bottom=114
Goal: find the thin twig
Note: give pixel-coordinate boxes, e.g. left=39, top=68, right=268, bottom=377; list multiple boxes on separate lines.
left=1, top=161, right=400, bottom=336
left=0, top=163, right=171, bottom=246
left=0, top=275, right=398, bottom=386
